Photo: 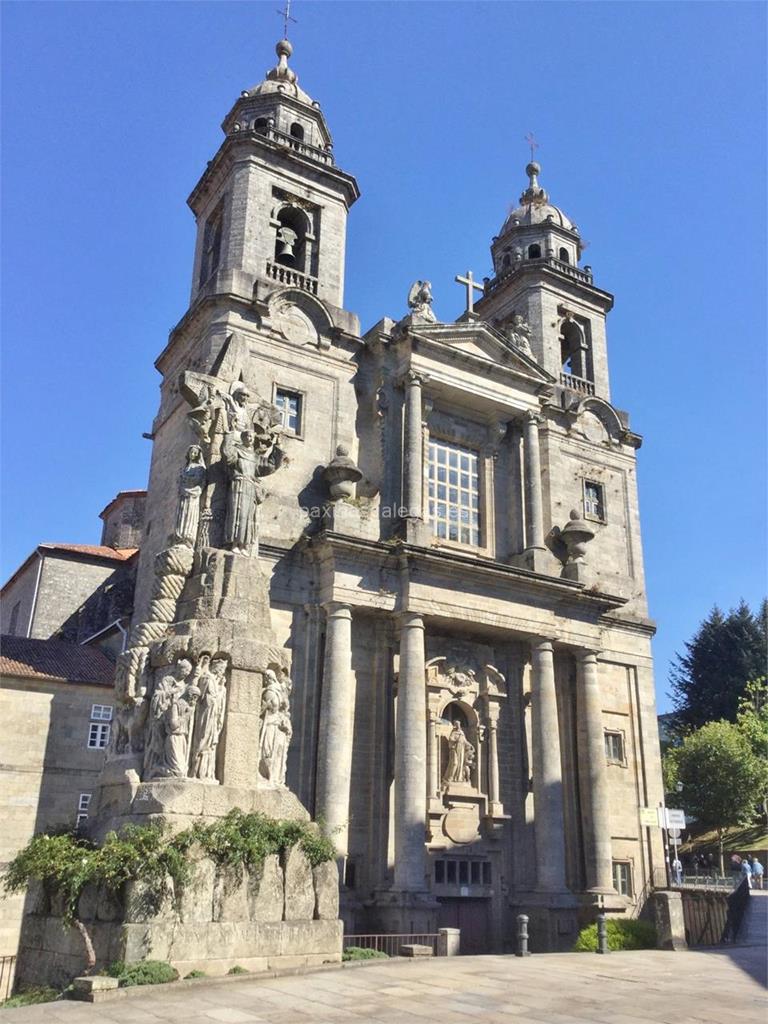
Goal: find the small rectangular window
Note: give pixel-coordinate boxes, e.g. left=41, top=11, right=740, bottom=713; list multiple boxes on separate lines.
left=88, top=722, right=110, bottom=749
left=275, top=388, right=302, bottom=435
left=78, top=793, right=92, bottom=812
left=458, top=861, right=469, bottom=885
left=199, top=200, right=223, bottom=285
left=76, top=813, right=89, bottom=829
left=604, top=731, right=625, bottom=764
left=446, top=861, right=457, bottom=884
left=613, top=861, right=632, bottom=897
left=91, top=704, right=113, bottom=722
left=434, top=860, right=445, bottom=884
left=482, top=862, right=491, bottom=886
left=584, top=480, right=605, bottom=521
left=470, top=862, right=480, bottom=885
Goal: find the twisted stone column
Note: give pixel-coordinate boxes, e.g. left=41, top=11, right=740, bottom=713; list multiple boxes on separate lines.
left=394, top=612, right=428, bottom=891
left=530, top=639, right=567, bottom=892
left=315, top=603, right=355, bottom=863
left=577, top=651, right=614, bottom=892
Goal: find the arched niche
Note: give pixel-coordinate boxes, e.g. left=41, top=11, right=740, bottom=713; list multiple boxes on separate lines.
left=265, top=288, right=334, bottom=349
left=558, top=311, right=592, bottom=381
left=571, top=396, right=625, bottom=445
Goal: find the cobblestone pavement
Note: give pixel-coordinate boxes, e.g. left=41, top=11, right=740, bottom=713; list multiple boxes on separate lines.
left=4, top=947, right=766, bottom=1024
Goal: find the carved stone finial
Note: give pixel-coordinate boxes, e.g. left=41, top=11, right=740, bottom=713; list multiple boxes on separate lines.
left=560, top=509, right=596, bottom=565
left=323, top=444, right=362, bottom=501
left=520, top=161, right=549, bottom=206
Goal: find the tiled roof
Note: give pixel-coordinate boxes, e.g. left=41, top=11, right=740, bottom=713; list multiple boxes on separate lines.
left=39, top=544, right=138, bottom=561
left=0, top=636, right=115, bottom=686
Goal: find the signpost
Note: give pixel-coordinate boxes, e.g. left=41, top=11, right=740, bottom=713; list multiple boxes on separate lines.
left=665, top=809, right=686, bottom=883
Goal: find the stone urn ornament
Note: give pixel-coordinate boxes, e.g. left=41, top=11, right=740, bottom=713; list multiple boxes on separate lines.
left=560, top=509, right=596, bottom=563
left=323, top=445, right=362, bottom=501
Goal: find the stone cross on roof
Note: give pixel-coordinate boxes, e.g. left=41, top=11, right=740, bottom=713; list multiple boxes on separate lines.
left=454, top=270, right=485, bottom=316
left=276, top=0, right=297, bottom=38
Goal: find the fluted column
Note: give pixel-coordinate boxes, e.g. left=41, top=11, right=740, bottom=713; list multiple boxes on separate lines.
left=428, top=709, right=440, bottom=798
left=577, top=651, right=614, bottom=892
left=523, top=411, right=545, bottom=550
left=403, top=372, right=424, bottom=519
left=530, top=639, right=567, bottom=892
left=394, top=612, right=428, bottom=891
left=315, top=603, right=354, bottom=863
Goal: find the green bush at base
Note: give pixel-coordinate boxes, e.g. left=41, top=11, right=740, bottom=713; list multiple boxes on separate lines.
left=342, top=946, right=389, bottom=961
left=227, top=965, right=249, bottom=975
left=573, top=918, right=656, bottom=952
left=1, top=986, right=59, bottom=1009
left=105, top=960, right=179, bottom=987
left=185, top=970, right=206, bottom=979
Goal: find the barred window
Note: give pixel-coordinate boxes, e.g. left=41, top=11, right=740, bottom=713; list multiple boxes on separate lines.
left=427, top=439, right=480, bottom=545
left=605, top=731, right=625, bottom=764
left=613, top=861, right=632, bottom=897
left=275, top=389, right=302, bottom=434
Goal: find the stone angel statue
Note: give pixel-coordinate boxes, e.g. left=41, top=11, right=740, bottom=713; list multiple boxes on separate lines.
left=407, top=280, right=437, bottom=323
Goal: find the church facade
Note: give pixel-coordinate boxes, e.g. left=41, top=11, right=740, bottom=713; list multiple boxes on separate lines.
left=124, top=38, right=664, bottom=952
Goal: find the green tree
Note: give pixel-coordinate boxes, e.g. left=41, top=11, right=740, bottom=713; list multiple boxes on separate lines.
left=736, top=677, right=768, bottom=824
left=663, top=720, right=768, bottom=873
left=669, top=600, right=767, bottom=732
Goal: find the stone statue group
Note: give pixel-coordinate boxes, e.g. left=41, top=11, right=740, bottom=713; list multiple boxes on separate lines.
left=143, top=653, right=228, bottom=782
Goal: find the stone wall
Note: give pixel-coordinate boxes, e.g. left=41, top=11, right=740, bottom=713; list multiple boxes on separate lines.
left=0, top=676, right=109, bottom=957
left=16, top=848, right=341, bottom=988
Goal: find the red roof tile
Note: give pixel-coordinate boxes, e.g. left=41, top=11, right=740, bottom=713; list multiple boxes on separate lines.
left=0, top=636, right=115, bottom=687
left=39, top=544, right=138, bottom=561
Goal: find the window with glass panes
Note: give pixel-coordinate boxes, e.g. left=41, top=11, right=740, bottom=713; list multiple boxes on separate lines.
left=427, top=439, right=480, bottom=545
left=604, top=730, right=625, bottom=764
left=612, top=861, right=632, bottom=896
left=275, top=389, right=302, bottom=434
left=584, top=480, right=605, bottom=520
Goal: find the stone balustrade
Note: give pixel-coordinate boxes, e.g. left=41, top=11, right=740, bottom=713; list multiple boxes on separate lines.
left=266, top=260, right=319, bottom=294
left=559, top=371, right=595, bottom=395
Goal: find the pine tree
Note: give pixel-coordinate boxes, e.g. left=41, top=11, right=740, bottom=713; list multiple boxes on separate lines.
left=669, top=601, right=767, bottom=732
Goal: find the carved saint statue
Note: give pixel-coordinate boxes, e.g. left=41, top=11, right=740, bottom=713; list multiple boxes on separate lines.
left=221, top=427, right=284, bottom=556
left=143, top=658, right=200, bottom=780
left=407, top=280, right=437, bottom=323
left=190, top=654, right=228, bottom=781
left=259, top=667, right=293, bottom=786
left=174, top=445, right=207, bottom=547
left=443, top=721, right=474, bottom=786
left=507, top=313, right=533, bottom=354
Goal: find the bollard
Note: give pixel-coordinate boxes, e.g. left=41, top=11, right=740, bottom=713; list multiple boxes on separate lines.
left=596, top=911, right=609, bottom=954
left=515, top=913, right=531, bottom=957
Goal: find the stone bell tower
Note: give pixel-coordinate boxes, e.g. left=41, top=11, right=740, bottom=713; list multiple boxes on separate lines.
left=189, top=38, right=359, bottom=312
left=475, top=162, right=614, bottom=400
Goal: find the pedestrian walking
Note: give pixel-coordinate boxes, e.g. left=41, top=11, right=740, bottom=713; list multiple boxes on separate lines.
left=672, top=856, right=683, bottom=886
left=740, top=856, right=753, bottom=889
left=751, top=856, right=764, bottom=889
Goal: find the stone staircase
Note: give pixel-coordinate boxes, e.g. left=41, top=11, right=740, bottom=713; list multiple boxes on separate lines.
left=738, top=890, right=768, bottom=946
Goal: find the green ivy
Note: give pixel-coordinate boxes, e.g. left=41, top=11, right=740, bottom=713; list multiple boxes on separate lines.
left=573, top=918, right=656, bottom=952
left=342, top=946, right=389, bottom=961
left=2, top=810, right=335, bottom=928
left=105, top=960, right=178, bottom=987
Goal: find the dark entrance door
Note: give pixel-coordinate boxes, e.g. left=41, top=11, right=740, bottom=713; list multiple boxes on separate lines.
left=437, top=898, right=491, bottom=954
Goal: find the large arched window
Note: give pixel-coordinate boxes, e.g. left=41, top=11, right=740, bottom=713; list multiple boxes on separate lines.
left=528, top=243, right=541, bottom=259
left=274, top=206, right=307, bottom=270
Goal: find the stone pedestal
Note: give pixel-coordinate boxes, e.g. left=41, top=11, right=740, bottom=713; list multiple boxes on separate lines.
left=653, top=890, right=687, bottom=950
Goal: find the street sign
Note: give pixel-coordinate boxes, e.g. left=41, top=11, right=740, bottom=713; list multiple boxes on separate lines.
left=668, top=827, right=682, bottom=840
left=665, top=808, right=686, bottom=829
left=640, top=807, right=659, bottom=827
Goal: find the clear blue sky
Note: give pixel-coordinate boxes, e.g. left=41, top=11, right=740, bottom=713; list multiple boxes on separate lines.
left=1, top=1, right=765, bottom=711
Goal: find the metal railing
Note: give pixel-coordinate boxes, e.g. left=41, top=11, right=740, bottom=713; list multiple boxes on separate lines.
left=679, top=875, right=739, bottom=890
left=0, top=955, right=16, bottom=1002
left=344, top=933, right=439, bottom=957
left=265, top=260, right=319, bottom=295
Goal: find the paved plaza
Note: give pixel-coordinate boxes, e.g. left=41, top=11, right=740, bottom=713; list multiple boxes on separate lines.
left=4, top=946, right=766, bottom=1024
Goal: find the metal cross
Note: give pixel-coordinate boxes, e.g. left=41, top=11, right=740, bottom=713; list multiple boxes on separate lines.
left=455, top=270, right=485, bottom=314
left=277, top=0, right=297, bottom=38
left=525, top=132, right=539, bottom=161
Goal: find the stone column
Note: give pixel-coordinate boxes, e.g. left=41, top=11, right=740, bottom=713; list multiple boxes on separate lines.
left=394, top=612, right=428, bottom=891
left=487, top=720, right=500, bottom=805
left=530, top=639, right=567, bottom=892
left=315, top=603, right=355, bottom=863
left=523, top=412, right=545, bottom=551
left=403, top=372, right=424, bottom=519
left=577, top=651, right=614, bottom=892
left=428, top=709, right=440, bottom=798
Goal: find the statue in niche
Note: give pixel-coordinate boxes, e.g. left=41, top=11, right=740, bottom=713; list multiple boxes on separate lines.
left=190, top=654, right=228, bottom=781
left=443, top=721, right=474, bottom=786
left=507, top=313, right=533, bottom=354
left=462, top=740, right=476, bottom=783
left=221, top=428, right=284, bottom=555
left=407, top=280, right=437, bottom=323
left=259, top=667, right=293, bottom=786
left=143, top=658, right=200, bottom=780
left=174, top=445, right=207, bottom=547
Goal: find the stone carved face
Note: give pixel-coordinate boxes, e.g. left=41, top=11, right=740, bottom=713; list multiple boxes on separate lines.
left=175, top=658, right=193, bottom=679
left=187, top=445, right=203, bottom=465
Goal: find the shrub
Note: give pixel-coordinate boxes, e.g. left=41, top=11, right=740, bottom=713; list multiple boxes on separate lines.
left=342, top=946, right=389, bottom=961
left=1, top=986, right=59, bottom=1008
left=227, top=965, right=249, bottom=975
left=105, top=960, right=179, bottom=987
left=185, top=969, right=206, bottom=979
left=573, top=918, right=656, bottom=952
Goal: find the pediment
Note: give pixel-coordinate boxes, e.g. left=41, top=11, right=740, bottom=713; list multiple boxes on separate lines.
left=263, top=288, right=335, bottom=349
left=409, top=321, right=554, bottom=384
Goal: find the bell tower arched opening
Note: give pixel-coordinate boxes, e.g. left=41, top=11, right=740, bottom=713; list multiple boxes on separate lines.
left=274, top=206, right=308, bottom=271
